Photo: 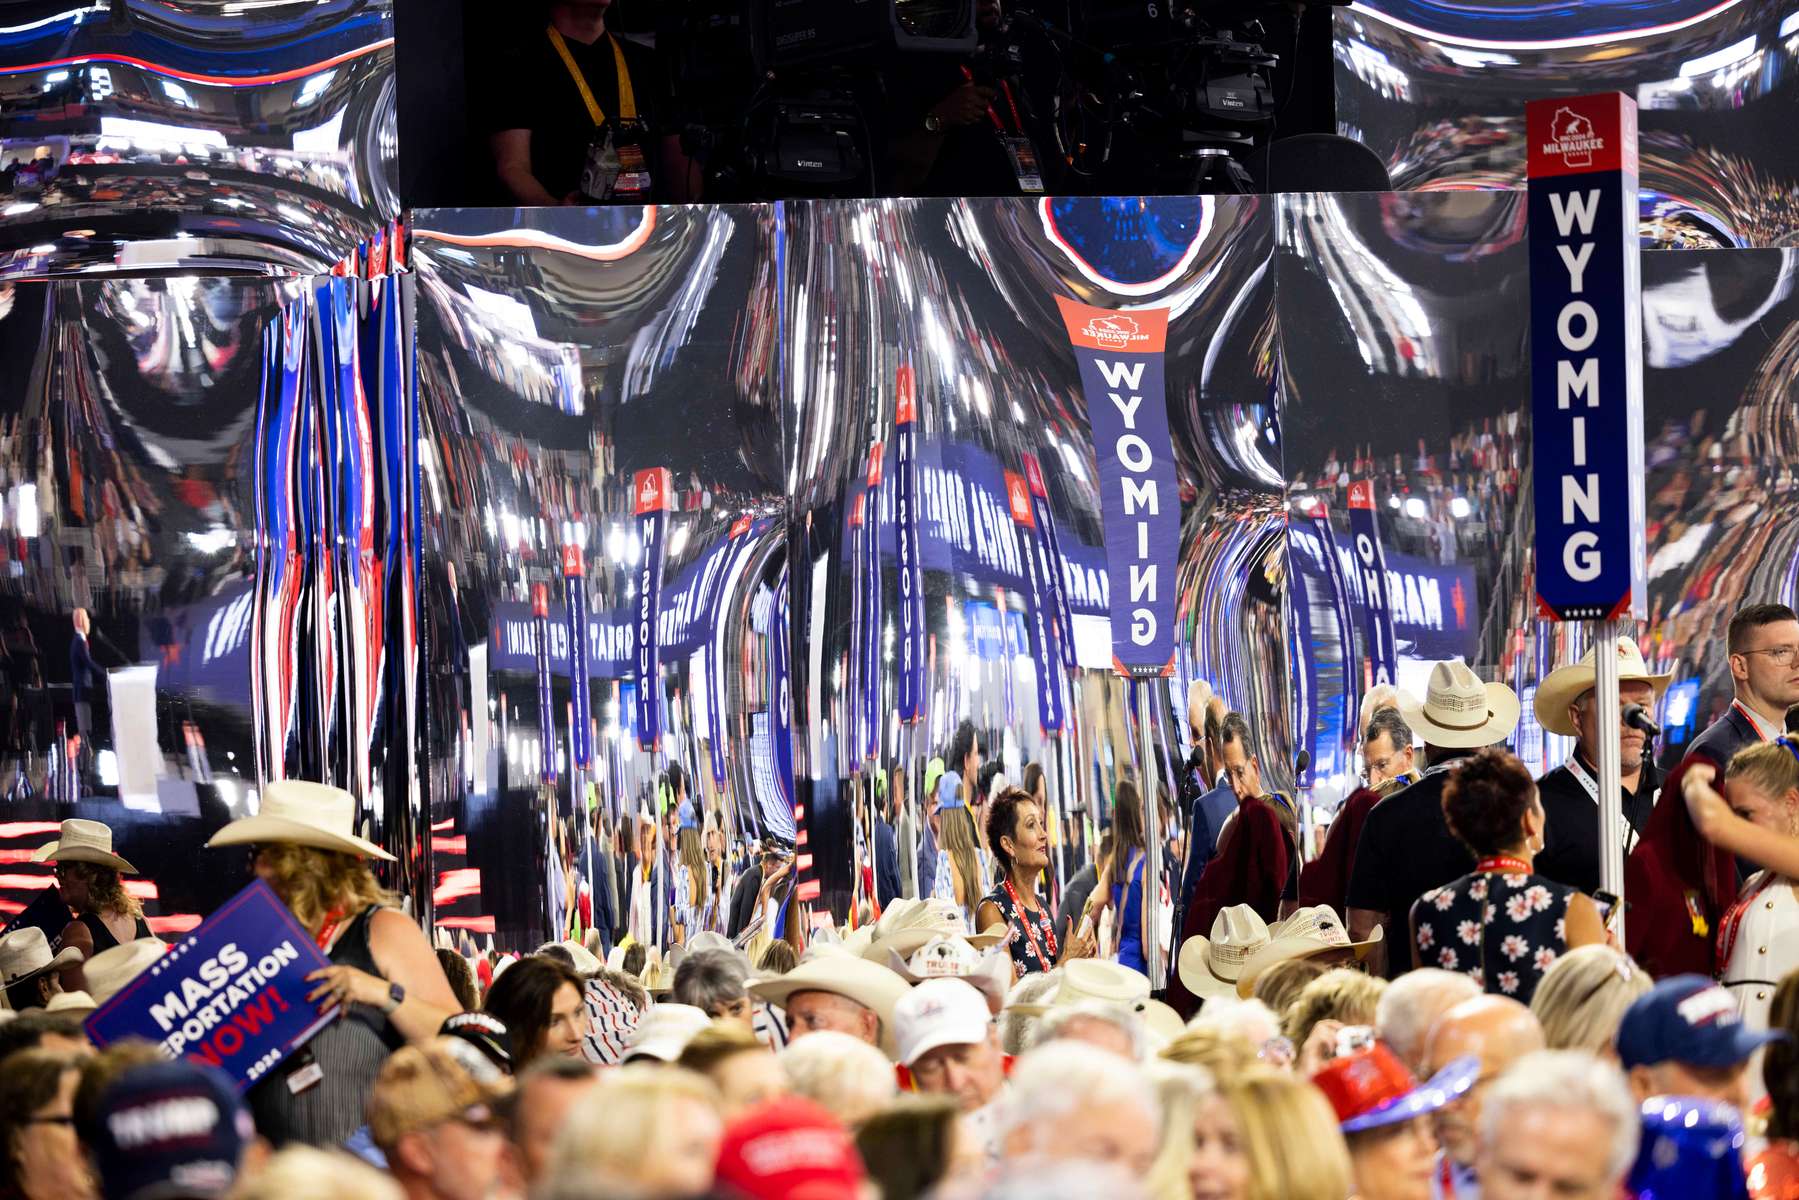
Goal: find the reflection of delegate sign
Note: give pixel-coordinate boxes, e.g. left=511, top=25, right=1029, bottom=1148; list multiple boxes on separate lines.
left=86, top=881, right=338, bottom=1092
left=1526, top=92, right=1647, bottom=622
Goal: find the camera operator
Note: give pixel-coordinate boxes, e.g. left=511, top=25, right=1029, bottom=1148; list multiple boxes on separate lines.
left=885, top=0, right=1053, bottom=198
left=486, top=0, right=699, bottom=205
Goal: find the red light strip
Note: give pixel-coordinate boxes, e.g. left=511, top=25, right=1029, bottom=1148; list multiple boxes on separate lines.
left=0, top=37, right=394, bottom=87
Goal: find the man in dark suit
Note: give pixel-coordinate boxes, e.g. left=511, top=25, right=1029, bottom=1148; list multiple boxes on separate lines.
left=1628, top=603, right=1799, bottom=978
left=873, top=773, right=902, bottom=910
left=1172, top=683, right=1237, bottom=986
left=728, top=841, right=776, bottom=938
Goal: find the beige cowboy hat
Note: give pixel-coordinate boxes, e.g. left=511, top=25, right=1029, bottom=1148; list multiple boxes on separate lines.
left=1232, top=906, right=1383, bottom=999
left=886, top=937, right=1013, bottom=1011
left=1533, top=637, right=1673, bottom=737
left=1178, top=905, right=1273, bottom=1000
left=1007, top=958, right=1185, bottom=1046
left=540, top=940, right=603, bottom=977
left=1398, top=661, right=1521, bottom=750
left=861, top=898, right=1004, bottom=964
left=206, top=779, right=396, bottom=861
left=748, top=949, right=914, bottom=1059
left=0, top=927, right=83, bottom=991
left=85, top=937, right=167, bottom=1004
left=31, top=819, right=137, bottom=874
left=44, top=990, right=96, bottom=1016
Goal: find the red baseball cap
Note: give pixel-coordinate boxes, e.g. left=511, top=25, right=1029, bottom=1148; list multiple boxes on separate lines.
left=714, top=1097, right=868, bottom=1200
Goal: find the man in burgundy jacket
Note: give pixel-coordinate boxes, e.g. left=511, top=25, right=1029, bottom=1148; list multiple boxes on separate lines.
left=1299, top=707, right=1416, bottom=914
left=1168, top=713, right=1297, bottom=1017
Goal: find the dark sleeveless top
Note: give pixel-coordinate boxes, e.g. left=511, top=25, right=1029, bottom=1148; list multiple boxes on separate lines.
left=80, top=910, right=152, bottom=954
left=249, top=905, right=403, bottom=1148
left=984, top=881, right=1058, bottom=975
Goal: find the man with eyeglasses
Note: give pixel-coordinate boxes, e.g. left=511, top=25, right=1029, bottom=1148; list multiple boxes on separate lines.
left=1627, top=604, right=1799, bottom=979
left=1690, top=603, right=1799, bottom=766
left=367, top=1039, right=511, bottom=1200
left=1530, top=636, right=1670, bottom=896
left=1300, top=701, right=1415, bottom=921
left=894, top=978, right=1009, bottom=1157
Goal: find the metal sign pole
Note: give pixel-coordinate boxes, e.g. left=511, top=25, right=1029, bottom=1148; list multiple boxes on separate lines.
left=1136, top=682, right=1164, bottom=987
left=1594, top=621, right=1625, bottom=944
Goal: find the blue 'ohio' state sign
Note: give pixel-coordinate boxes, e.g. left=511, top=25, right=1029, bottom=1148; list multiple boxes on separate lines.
left=1527, top=92, right=1646, bottom=622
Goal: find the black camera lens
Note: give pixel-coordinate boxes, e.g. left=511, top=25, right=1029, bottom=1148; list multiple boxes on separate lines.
left=893, top=0, right=969, bottom=39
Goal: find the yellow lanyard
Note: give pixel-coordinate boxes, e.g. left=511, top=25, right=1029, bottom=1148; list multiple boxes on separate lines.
left=547, top=25, right=637, bottom=128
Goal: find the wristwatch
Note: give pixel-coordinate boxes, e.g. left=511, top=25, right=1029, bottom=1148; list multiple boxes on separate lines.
left=381, top=982, right=405, bottom=1015
left=924, top=113, right=944, bottom=134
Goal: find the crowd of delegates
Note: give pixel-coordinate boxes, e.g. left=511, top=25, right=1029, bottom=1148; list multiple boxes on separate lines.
left=3, top=601, right=1799, bottom=1196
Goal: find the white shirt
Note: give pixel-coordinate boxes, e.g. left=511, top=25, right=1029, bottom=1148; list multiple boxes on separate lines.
left=1722, top=872, right=1799, bottom=1111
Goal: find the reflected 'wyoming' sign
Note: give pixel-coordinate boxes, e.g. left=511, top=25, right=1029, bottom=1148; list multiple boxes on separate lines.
left=1526, top=92, right=1646, bottom=622
left=1056, top=297, right=1178, bottom=676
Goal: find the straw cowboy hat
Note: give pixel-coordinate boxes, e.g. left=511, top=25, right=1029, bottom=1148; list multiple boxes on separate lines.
left=860, top=898, right=1004, bottom=964
left=748, top=950, right=913, bottom=1058
left=31, top=819, right=137, bottom=874
left=1232, top=906, right=1382, bottom=999
left=206, top=779, right=395, bottom=861
left=1533, top=637, right=1673, bottom=737
left=885, top=937, right=1013, bottom=1011
left=1398, top=661, right=1521, bottom=750
left=1008, top=959, right=1184, bottom=1046
left=85, top=937, right=167, bottom=1004
left=0, top=928, right=83, bottom=991
left=44, top=990, right=96, bottom=1016
left=1178, top=905, right=1273, bottom=1000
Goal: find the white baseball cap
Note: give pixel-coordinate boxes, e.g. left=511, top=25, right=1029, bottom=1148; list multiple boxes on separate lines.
left=894, top=978, right=992, bottom=1068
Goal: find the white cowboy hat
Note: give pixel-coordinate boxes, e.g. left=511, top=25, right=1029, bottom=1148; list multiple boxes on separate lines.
left=1177, top=905, right=1273, bottom=1000
left=0, top=927, right=83, bottom=990
left=748, top=950, right=914, bottom=1059
left=1007, top=959, right=1183, bottom=1047
left=31, top=819, right=137, bottom=874
left=205, top=779, right=396, bottom=861
left=624, top=1002, right=713, bottom=1063
left=860, top=898, right=1004, bottom=964
left=1232, top=906, right=1382, bottom=999
left=687, top=931, right=736, bottom=957
left=1533, top=637, right=1673, bottom=737
left=1398, top=661, right=1521, bottom=750
left=44, top=990, right=96, bottom=1016
left=85, top=937, right=167, bottom=1004
left=886, top=938, right=1013, bottom=1011
left=543, top=940, right=602, bottom=977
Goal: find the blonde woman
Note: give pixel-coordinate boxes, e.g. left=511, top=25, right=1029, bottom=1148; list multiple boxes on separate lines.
left=1528, top=945, right=1650, bottom=1058
left=672, top=813, right=711, bottom=944
left=207, top=780, right=461, bottom=1147
left=1282, top=969, right=1387, bottom=1051
left=933, top=778, right=983, bottom=929
left=33, top=820, right=151, bottom=993
left=1221, top=1068, right=1354, bottom=1200
left=1144, top=1061, right=1237, bottom=1200
left=545, top=1065, right=724, bottom=1198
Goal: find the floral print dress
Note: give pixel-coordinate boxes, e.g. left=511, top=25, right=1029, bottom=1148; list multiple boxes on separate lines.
left=1411, top=869, right=1577, bottom=1005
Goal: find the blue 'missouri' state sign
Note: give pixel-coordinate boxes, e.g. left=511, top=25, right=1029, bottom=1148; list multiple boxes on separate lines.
left=1055, top=297, right=1179, bottom=676
left=1526, top=92, right=1646, bottom=622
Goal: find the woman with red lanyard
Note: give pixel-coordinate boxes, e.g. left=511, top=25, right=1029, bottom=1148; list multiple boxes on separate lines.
left=207, top=780, right=462, bottom=1147
left=976, top=788, right=1095, bottom=977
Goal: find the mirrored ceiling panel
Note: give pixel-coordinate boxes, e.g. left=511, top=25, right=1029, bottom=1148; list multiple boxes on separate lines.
left=1337, top=0, right=1799, bottom=248
left=782, top=195, right=1286, bottom=934
left=0, top=0, right=396, bottom=278
left=408, top=204, right=786, bottom=950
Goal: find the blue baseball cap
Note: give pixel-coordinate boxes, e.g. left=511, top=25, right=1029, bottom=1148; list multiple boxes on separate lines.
left=938, top=771, right=965, bottom=809
left=91, top=1061, right=251, bottom=1200
left=1615, top=975, right=1785, bottom=1070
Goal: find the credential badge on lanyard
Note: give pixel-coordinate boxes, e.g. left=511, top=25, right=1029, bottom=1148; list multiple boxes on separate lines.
left=548, top=26, right=648, bottom=203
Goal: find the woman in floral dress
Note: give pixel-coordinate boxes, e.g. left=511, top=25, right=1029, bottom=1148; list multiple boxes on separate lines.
left=1411, top=748, right=1607, bottom=1004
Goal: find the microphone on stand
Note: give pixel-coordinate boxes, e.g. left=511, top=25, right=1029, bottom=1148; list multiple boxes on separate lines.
left=1293, top=750, right=1310, bottom=780
left=1622, top=703, right=1661, bottom=738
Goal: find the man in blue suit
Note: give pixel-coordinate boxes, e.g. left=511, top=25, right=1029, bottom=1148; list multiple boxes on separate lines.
left=873, top=771, right=902, bottom=910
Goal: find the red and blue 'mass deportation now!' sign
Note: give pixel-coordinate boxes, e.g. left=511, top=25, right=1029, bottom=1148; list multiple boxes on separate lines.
left=85, top=880, right=339, bottom=1092
left=1526, top=92, right=1646, bottom=622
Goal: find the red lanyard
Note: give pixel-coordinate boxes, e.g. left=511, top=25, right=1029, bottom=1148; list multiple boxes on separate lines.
left=1718, top=875, right=1773, bottom=967
left=960, top=67, right=1024, bottom=135
left=1474, top=856, right=1531, bottom=875
left=1004, top=879, right=1056, bottom=963
left=315, top=906, right=347, bottom=952
left=1734, top=700, right=1775, bottom=741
